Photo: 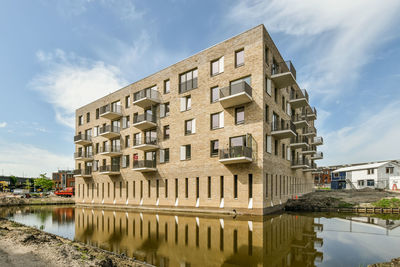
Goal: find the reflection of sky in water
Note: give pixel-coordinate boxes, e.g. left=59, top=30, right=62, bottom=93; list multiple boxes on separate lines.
left=9, top=211, right=75, bottom=240
left=317, top=217, right=400, bottom=267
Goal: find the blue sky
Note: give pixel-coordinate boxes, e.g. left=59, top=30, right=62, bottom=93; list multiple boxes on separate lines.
left=1, top=0, right=400, bottom=177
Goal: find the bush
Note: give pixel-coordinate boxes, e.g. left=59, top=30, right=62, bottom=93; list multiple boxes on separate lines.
left=373, top=198, right=400, bottom=208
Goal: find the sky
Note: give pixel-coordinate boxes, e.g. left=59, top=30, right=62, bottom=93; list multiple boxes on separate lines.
left=1, top=0, right=400, bottom=177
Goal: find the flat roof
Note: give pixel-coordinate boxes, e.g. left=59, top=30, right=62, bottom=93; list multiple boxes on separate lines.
left=332, top=162, right=388, bottom=173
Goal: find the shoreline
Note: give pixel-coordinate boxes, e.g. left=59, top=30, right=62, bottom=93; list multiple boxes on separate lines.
left=0, top=217, right=152, bottom=267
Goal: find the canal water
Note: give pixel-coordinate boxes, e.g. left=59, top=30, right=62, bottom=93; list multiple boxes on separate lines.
left=1, top=206, right=400, bottom=267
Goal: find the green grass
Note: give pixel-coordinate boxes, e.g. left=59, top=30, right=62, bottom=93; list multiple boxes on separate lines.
left=373, top=198, right=400, bottom=208
left=338, top=202, right=354, bottom=208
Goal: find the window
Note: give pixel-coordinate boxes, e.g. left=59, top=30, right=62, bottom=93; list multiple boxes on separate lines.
left=175, top=178, right=178, bottom=199
left=156, top=179, right=159, bottom=198
left=86, top=112, right=90, bottom=123
left=235, top=107, right=245, bottom=125
left=163, top=125, right=170, bottom=140
left=265, top=104, right=269, bottom=122
left=211, top=112, right=224, bottom=129
left=93, top=160, right=99, bottom=171
left=266, top=135, right=272, bottom=153
left=165, top=179, right=168, bottom=198
left=367, top=180, right=375, bottom=186
left=358, top=180, right=365, bottom=186
left=125, top=95, right=130, bottom=108
left=265, top=46, right=269, bottom=65
left=234, top=175, right=238, bottom=199
left=185, top=119, right=195, bottom=135
left=207, top=176, right=211, bottom=198
left=180, top=95, right=191, bottom=111
left=78, top=115, right=83, bottom=126
left=180, top=145, right=191, bottom=160
left=211, top=56, right=224, bottom=76
left=274, top=139, right=278, bottom=156
left=386, top=167, right=394, bottom=174
left=148, top=180, right=151, bottom=198
left=160, top=102, right=170, bottom=118
left=282, top=144, right=285, bottom=159
left=282, top=96, right=285, bottom=111
left=248, top=174, right=253, bottom=199
left=122, top=116, right=130, bottom=129
left=220, top=176, right=224, bottom=199
left=125, top=135, right=130, bottom=148
left=265, top=174, right=268, bottom=198
left=211, top=86, right=219, bottom=103
left=164, top=79, right=170, bottom=94
left=265, top=77, right=271, bottom=96
left=367, top=169, right=375, bottom=175
left=235, top=49, right=244, bottom=67
left=210, top=140, right=219, bottom=157
left=94, top=126, right=99, bottom=137
left=185, top=178, right=189, bottom=198
left=160, top=148, right=170, bottom=163
left=179, top=69, right=198, bottom=93
left=96, top=108, right=99, bottom=119
left=274, top=88, right=278, bottom=103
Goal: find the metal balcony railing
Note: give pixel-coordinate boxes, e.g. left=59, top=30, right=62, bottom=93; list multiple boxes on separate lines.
left=99, top=165, right=120, bottom=172
left=219, top=146, right=252, bottom=160
left=133, top=160, right=157, bottom=169
left=290, top=89, right=309, bottom=102
left=219, top=81, right=252, bottom=98
left=74, top=167, right=92, bottom=176
left=304, top=145, right=317, bottom=152
left=134, top=88, right=161, bottom=102
left=304, top=126, right=316, bottom=135
left=133, top=113, right=156, bottom=124
left=314, top=151, right=323, bottom=158
left=74, top=134, right=91, bottom=142
left=291, top=158, right=310, bottom=166
left=179, top=78, right=198, bottom=94
left=292, top=114, right=307, bottom=122
left=313, top=136, right=323, bottom=144
left=271, top=60, right=296, bottom=79
left=133, top=136, right=157, bottom=146
left=99, top=145, right=121, bottom=153
left=99, top=125, right=120, bottom=135
left=99, top=104, right=122, bottom=116
left=271, top=120, right=296, bottom=132
left=74, top=151, right=93, bottom=159
left=291, top=135, right=309, bottom=144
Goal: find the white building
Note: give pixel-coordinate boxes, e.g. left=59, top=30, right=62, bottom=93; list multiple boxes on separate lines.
left=332, top=161, right=400, bottom=189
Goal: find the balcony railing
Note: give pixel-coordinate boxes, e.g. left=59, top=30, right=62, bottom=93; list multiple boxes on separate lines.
left=99, top=145, right=121, bottom=153
left=133, top=136, right=157, bottom=146
left=99, top=125, right=120, bottom=135
left=134, top=88, right=160, bottom=102
left=99, top=104, right=122, bottom=116
left=290, top=89, right=309, bottom=102
left=291, top=114, right=307, bottom=122
left=99, top=165, right=120, bottom=173
left=271, top=60, right=296, bottom=79
left=219, top=81, right=252, bottom=98
left=74, top=168, right=92, bottom=176
left=179, top=78, right=198, bottom=94
left=291, top=135, right=309, bottom=144
left=291, top=158, right=310, bottom=167
left=74, top=151, right=93, bottom=159
left=74, top=134, right=91, bottom=142
left=219, top=146, right=252, bottom=160
left=304, top=126, right=316, bottom=135
left=312, top=136, right=324, bottom=144
left=133, top=113, right=156, bottom=124
left=271, top=120, right=296, bottom=132
left=313, top=151, right=323, bottom=158
left=133, top=160, right=157, bottom=169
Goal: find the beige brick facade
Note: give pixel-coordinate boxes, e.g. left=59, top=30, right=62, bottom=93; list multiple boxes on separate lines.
left=74, top=25, right=323, bottom=215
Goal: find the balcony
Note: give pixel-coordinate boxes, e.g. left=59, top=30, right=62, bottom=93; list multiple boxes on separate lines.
left=311, top=151, right=323, bottom=160
left=99, top=165, right=120, bottom=175
left=307, top=107, right=317, bottom=120
left=301, top=145, right=317, bottom=155
left=219, top=146, right=252, bottom=164
left=74, top=151, right=93, bottom=161
left=98, top=145, right=122, bottom=157
left=133, top=88, right=161, bottom=108
left=290, top=136, right=309, bottom=150
left=271, top=120, right=296, bottom=139
left=292, top=114, right=309, bottom=128
left=99, top=104, right=122, bottom=120
left=311, top=136, right=323, bottom=146
left=219, top=81, right=252, bottom=108
left=74, top=168, right=92, bottom=178
left=271, top=61, right=297, bottom=89
left=74, top=134, right=92, bottom=145
left=99, top=125, right=120, bottom=139
left=132, top=160, right=157, bottom=172
left=133, top=113, right=157, bottom=130
left=291, top=158, right=310, bottom=169
left=303, top=163, right=317, bottom=172
left=289, top=89, right=309, bottom=109
left=132, top=136, right=159, bottom=151
left=303, top=126, right=316, bottom=137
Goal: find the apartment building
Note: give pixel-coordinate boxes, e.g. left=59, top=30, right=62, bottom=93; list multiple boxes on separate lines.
left=74, top=24, right=323, bottom=215
left=52, top=170, right=75, bottom=190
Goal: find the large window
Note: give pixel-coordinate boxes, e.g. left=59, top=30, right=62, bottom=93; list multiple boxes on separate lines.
left=235, top=49, right=244, bottom=67
left=163, top=125, right=170, bottom=140
left=230, top=135, right=246, bottom=148
left=125, top=95, right=130, bottom=108
left=367, top=180, right=375, bottom=186
left=179, top=69, right=198, bottom=93
left=211, top=56, right=224, bottom=76
left=211, top=112, right=224, bottom=130
left=235, top=107, right=245, bottom=125
left=122, top=155, right=130, bottom=168
left=266, top=135, right=272, bottom=153
left=125, top=135, right=130, bottom=148
left=185, top=119, right=195, bottom=135
left=211, top=86, right=219, bottom=103
left=180, top=95, right=191, bottom=111
left=160, top=148, right=169, bottom=163
left=160, top=102, right=170, bottom=118
left=78, top=115, right=83, bottom=125
left=210, top=140, right=219, bottom=157
left=164, top=79, right=170, bottom=94
left=122, top=116, right=130, bottom=129
left=180, top=145, right=191, bottom=160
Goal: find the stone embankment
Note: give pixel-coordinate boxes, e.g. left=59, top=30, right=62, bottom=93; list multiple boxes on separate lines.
left=0, top=218, right=151, bottom=267
left=0, top=193, right=74, bottom=207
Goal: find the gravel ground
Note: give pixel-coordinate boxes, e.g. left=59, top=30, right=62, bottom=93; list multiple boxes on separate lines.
left=0, top=193, right=74, bottom=206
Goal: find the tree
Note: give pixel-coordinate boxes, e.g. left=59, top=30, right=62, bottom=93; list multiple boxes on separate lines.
left=9, top=175, right=17, bottom=187
left=24, top=180, right=31, bottom=191
left=34, top=173, right=54, bottom=192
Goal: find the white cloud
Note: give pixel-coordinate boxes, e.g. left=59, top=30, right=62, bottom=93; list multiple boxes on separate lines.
left=0, top=122, right=6, bottom=128
left=320, top=100, right=400, bottom=165
left=0, top=138, right=74, bottom=178
left=31, top=49, right=127, bottom=128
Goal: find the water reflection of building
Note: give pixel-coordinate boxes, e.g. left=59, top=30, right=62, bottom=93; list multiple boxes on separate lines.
left=75, top=208, right=322, bottom=266
left=342, top=216, right=400, bottom=232
left=52, top=207, right=75, bottom=223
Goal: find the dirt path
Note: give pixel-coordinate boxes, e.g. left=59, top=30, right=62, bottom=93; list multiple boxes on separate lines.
left=0, top=218, right=151, bottom=267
